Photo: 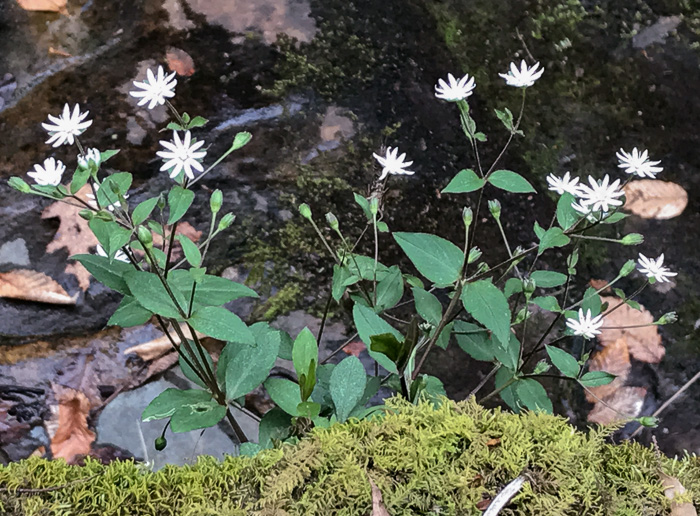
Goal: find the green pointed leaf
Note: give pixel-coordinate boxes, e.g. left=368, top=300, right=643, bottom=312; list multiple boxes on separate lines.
left=442, top=169, right=485, bottom=194
left=353, top=193, right=372, bottom=220
left=530, top=270, right=567, bottom=288
left=556, top=193, right=578, bottom=230
left=168, top=270, right=258, bottom=309
left=495, top=368, right=520, bottom=412
left=258, top=407, right=292, bottom=448
left=72, top=254, right=132, bottom=294
left=493, top=333, right=521, bottom=371
left=330, top=356, right=367, bottom=422
left=132, top=197, right=160, bottom=226
left=375, top=266, right=404, bottom=311
left=579, top=371, right=615, bottom=387
left=171, top=398, right=226, bottom=433
left=70, top=167, right=91, bottom=195
left=454, top=321, right=493, bottom=361
left=581, top=287, right=602, bottom=317
left=352, top=304, right=401, bottom=373
left=546, top=345, right=580, bottom=378
left=188, top=306, right=254, bottom=344
left=264, top=377, right=302, bottom=416
left=292, top=328, right=318, bottom=379
left=504, top=278, right=523, bottom=298
left=176, top=234, right=202, bottom=267
left=142, top=388, right=217, bottom=426
left=515, top=378, right=552, bottom=413
left=332, top=265, right=357, bottom=301
left=531, top=296, right=562, bottom=312
left=538, top=227, right=570, bottom=255
left=187, top=116, right=209, bottom=129
left=167, top=185, right=195, bottom=224
left=125, top=270, right=186, bottom=318
left=461, top=280, right=511, bottom=346
left=178, top=340, right=214, bottom=389
left=393, top=232, right=463, bottom=286
left=107, top=296, right=152, bottom=327
left=487, top=170, right=536, bottom=194
left=412, top=287, right=442, bottom=326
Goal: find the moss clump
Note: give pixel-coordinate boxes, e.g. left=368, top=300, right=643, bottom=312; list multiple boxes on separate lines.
left=2, top=398, right=699, bottom=515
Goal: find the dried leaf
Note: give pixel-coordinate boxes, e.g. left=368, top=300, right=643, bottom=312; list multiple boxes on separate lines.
left=589, top=279, right=611, bottom=294
left=0, top=269, right=77, bottom=305
left=587, top=386, right=647, bottom=425
left=343, top=340, right=366, bottom=357
left=151, top=222, right=202, bottom=262
left=368, top=475, right=391, bottom=516
left=623, top=180, right=687, bottom=220
left=476, top=498, right=492, bottom=511
left=586, top=337, right=631, bottom=402
left=16, top=0, right=67, bottom=14
left=123, top=323, right=205, bottom=361
left=42, top=185, right=98, bottom=291
left=599, top=296, right=664, bottom=363
left=659, top=471, right=698, bottom=516
left=485, top=438, right=501, bottom=447
left=49, top=385, right=96, bottom=464
left=166, top=47, right=195, bottom=76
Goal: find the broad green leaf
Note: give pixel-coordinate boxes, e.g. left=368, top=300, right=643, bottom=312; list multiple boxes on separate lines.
left=454, top=321, right=493, bottom=361
left=258, top=407, right=292, bottom=448
left=461, top=280, right=511, bottom=346
left=492, top=333, right=520, bottom=371
left=352, top=304, right=401, bottom=373
left=176, top=234, right=202, bottom=267
left=332, top=265, right=357, bottom=301
left=171, top=398, right=226, bottom=433
left=132, top=197, right=160, bottom=226
left=531, top=296, right=562, bottom=312
left=579, top=371, right=615, bottom=387
left=412, top=287, right=442, bottom=326
left=168, top=270, right=258, bottom=309
left=495, top=368, right=520, bottom=412
left=311, top=363, right=335, bottom=408
left=515, top=378, right=552, bottom=413
left=530, top=270, right=567, bottom=288
left=125, top=270, right=186, bottom=319
left=70, top=167, right=90, bottom=194
left=188, top=306, right=254, bottom=344
left=179, top=340, right=214, bottom=389
left=264, top=377, right=302, bottom=416
left=374, top=266, right=403, bottom=311
left=277, top=330, right=293, bottom=360
left=393, top=232, right=464, bottom=286
left=556, top=193, right=577, bottom=230
left=142, top=388, right=213, bottom=422
left=504, top=278, right=523, bottom=298
left=344, top=255, right=390, bottom=281
left=442, top=169, right=485, bottom=194
left=330, top=356, right=367, bottom=422
left=167, top=185, right=195, bottom=224
left=72, top=254, right=132, bottom=294
left=370, top=333, right=408, bottom=372
left=538, top=227, right=570, bottom=255
left=292, top=328, right=318, bottom=379
left=487, top=169, right=536, bottom=193
left=100, top=149, right=120, bottom=162
left=220, top=323, right=280, bottom=400
left=353, top=193, right=372, bottom=220
left=187, top=116, right=209, bottom=129
left=533, top=221, right=545, bottom=240
left=297, top=401, right=321, bottom=418
left=107, top=296, right=152, bottom=327
left=581, top=287, right=602, bottom=316
left=602, top=212, right=627, bottom=224
left=98, top=172, right=132, bottom=209
left=232, top=131, right=252, bottom=150
left=546, top=345, right=580, bottom=378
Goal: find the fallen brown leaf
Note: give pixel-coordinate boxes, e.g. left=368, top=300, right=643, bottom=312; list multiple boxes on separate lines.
left=659, top=471, right=698, bottom=516
left=49, top=385, right=96, bottom=464
left=587, top=386, right=647, bottom=425
left=589, top=279, right=611, bottom=294
left=476, top=498, right=492, bottom=511
left=343, top=340, right=366, bottom=357
left=16, top=0, right=67, bottom=14
left=368, top=475, right=391, bottom=516
left=42, top=185, right=99, bottom=291
left=623, top=180, right=688, bottom=220
left=586, top=337, right=631, bottom=402
left=599, top=296, right=664, bottom=363
left=485, top=438, right=501, bottom=447
left=166, top=47, right=195, bottom=76
left=0, top=269, right=77, bottom=305
left=123, top=323, right=206, bottom=361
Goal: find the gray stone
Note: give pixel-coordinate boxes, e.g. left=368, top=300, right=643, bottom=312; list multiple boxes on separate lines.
left=0, top=238, right=30, bottom=266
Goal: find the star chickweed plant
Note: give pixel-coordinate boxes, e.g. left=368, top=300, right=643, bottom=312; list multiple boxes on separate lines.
left=8, top=55, right=680, bottom=455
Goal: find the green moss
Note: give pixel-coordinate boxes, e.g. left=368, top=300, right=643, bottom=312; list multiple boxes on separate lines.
left=2, top=398, right=699, bottom=515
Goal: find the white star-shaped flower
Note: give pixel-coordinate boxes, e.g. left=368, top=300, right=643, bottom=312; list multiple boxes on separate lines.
left=78, top=148, right=101, bottom=170
left=434, top=73, right=476, bottom=102
left=576, top=174, right=624, bottom=213
left=546, top=172, right=581, bottom=195
left=499, top=60, right=544, bottom=88
left=372, top=147, right=415, bottom=181
left=87, top=183, right=129, bottom=212
left=637, top=253, right=677, bottom=283
left=27, top=157, right=65, bottom=186
left=42, top=104, right=93, bottom=147
left=96, top=244, right=129, bottom=263
left=157, top=130, right=207, bottom=180
left=129, top=66, right=177, bottom=109
left=570, top=201, right=603, bottom=223
left=566, top=308, right=604, bottom=339
left=616, top=147, right=663, bottom=178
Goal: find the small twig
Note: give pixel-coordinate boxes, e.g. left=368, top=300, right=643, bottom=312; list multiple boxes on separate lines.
left=321, top=332, right=360, bottom=365
left=483, top=475, right=528, bottom=516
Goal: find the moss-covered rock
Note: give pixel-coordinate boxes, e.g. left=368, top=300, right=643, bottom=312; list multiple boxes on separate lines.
left=1, top=398, right=698, bottom=515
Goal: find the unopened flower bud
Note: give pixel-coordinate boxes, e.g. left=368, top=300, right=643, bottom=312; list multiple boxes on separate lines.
left=656, top=312, right=677, bottom=325
left=462, top=206, right=473, bottom=227
left=157, top=194, right=167, bottom=211
left=326, top=212, right=339, bottom=231
left=8, top=177, right=31, bottom=193
left=488, top=199, right=501, bottom=220
left=620, top=233, right=644, bottom=246
left=137, top=225, right=153, bottom=248
left=369, top=197, right=379, bottom=216
left=154, top=436, right=167, bottom=451
left=477, top=262, right=489, bottom=274
left=619, top=259, right=636, bottom=277
left=298, top=203, right=312, bottom=220
left=532, top=360, right=551, bottom=375
left=467, top=247, right=482, bottom=264
left=95, top=210, right=115, bottom=221
left=523, top=278, right=536, bottom=296
left=218, top=212, right=236, bottom=231
left=79, top=209, right=94, bottom=221
left=210, top=189, right=223, bottom=214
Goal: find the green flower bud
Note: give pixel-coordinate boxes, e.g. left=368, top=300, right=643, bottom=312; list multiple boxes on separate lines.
left=488, top=199, right=501, bottom=220
left=462, top=206, right=473, bottom=227
left=95, top=210, right=115, bottom=221
left=532, top=360, right=551, bottom=375
left=210, top=189, right=223, bottom=214
left=326, top=212, right=339, bottom=231
left=137, top=225, right=153, bottom=248
left=620, top=233, right=644, bottom=246
left=157, top=194, right=167, bottom=211
left=476, top=262, right=489, bottom=274
left=636, top=416, right=658, bottom=428
left=155, top=436, right=168, bottom=451
left=298, top=203, right=312, bottom=220
left=218, top=212, right=236, bottom=231
left=619, top=259, right=636, bottom=277
left=656, top=312, right=677, bottom=325
left=467, top=247, right=482, bottom=264
left=369, top=197, right=379, bottom=216
left=523, top=278, right=536, bottom=296
left=79, top=209, right=94, bottom=221
left=8, top=177, right=31, bottom=193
